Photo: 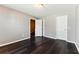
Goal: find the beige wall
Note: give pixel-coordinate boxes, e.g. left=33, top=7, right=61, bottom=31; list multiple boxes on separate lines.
left=44, top=15, right=56, bottom=38
left=0, top=6, right=32, bottom=46
left=43, top=6, right=77, bottom=42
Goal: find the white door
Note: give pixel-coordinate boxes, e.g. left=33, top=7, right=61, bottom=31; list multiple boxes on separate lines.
left=56, top=15, right=68, bottom=41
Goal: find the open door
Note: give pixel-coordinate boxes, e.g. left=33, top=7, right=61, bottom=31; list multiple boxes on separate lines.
left=30, top=19, right=35, bottom=42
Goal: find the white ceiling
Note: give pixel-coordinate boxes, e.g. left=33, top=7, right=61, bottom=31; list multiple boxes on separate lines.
left=2, top=4, right=77, bottom=18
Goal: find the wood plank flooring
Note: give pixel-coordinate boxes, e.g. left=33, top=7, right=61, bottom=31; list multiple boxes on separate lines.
left=0, top=36, right=78, bottom=54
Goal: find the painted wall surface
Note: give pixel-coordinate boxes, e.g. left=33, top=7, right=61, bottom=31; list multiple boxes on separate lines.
left=67, top=9, right=77, bottom=42
left=44, top=15, right=56, bottom=38
left=0, top=6, right=31, bottom=46
left=56, top=15, right=68, bottom=40
left=35, top=19, right=42, bottom=36
left=76, top=7, right=79, bottom=43
left=44, top=6, right=77, bottom=43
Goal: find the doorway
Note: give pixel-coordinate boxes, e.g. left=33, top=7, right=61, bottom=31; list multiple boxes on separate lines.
left=30, top=19, right=35, bottom=42
left=56, top=15, right=68, bottom=41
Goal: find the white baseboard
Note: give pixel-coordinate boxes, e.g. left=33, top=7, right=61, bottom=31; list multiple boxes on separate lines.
left=44, top=35, right=79, bottom=52
left=43, top=35, right=56, bottom=39
left=0, top=37, right=30, bottom=47
left=74, top=43, right=79, bottom=52
left=65, top=40, right=79, bottom=52
left=1, top=36, right=79, bottom=53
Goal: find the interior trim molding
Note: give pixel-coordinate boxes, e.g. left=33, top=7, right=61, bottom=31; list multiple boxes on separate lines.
left=43, top=35, right=79, bottom=52
left=0, top=37, right=30, bottom=47
left=43, top=35, right=56, bottom=39
left=66, top=40, right=79, bottom=52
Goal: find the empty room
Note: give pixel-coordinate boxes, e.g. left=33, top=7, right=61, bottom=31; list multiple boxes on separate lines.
left=0, top=4, right=79, bottom=54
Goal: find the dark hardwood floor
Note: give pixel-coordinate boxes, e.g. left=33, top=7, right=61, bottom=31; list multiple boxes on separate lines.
left=0, top=36, right=78, bottom=54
